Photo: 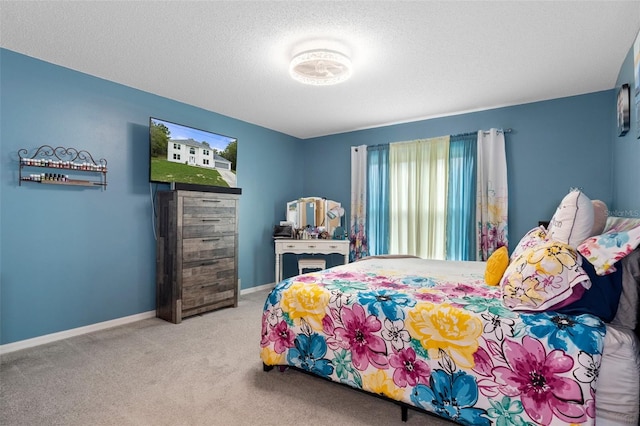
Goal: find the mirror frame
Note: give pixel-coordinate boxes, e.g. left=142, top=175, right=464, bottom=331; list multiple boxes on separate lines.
left=286, top=197, right=342, bottom=236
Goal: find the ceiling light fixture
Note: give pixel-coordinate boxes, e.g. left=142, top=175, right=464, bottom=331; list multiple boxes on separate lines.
left=289, top=49, right=352, bottom=86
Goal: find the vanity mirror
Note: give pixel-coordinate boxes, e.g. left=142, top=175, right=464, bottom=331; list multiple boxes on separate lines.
left=285, top=197, right=343, bottom=237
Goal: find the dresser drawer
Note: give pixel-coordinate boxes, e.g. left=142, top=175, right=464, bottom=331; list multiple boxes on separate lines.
left=182, top=235, right=235, bottom=262
left=182, top=257, right=235, bottom=286
left=182, top=217, right=236, bottom=238
left=182, top=196, right=236, bottom=218
left=182, top=286, right=235, bottom=312
left=181, top=260, right=236, bottom=311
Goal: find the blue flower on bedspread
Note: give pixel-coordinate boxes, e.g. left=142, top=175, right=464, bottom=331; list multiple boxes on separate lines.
left=401, top=275, right=436, bottom=287
left=287, top=332, right=334, bottom=377
left=267, top=279, right=293, bottom=306
left=323, top=279, right=369, bottom=293
left=453, top=296, right=517, bottom=319
left=411, top=369, right=489, bottom=425
left=332, top=349, right=363, bottom=388
left=521, top=312, right=605, bottom=354
left=486, top=396, right=533, bottom=426
left=358, top=289, right=416, bottom=321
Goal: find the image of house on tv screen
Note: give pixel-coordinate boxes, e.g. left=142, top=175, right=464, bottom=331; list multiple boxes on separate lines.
left=150, top=118, right=237, bottom=188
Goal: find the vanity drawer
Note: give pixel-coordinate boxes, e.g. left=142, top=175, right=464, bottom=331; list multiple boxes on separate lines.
left=182, top=235, right=235, bottom=262
left=182, top=217, right=236, bottom=238
left=277, top=241, right=348, bottom=254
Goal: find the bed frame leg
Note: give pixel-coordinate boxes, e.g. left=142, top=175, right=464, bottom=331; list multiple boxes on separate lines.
left=401, top=405, right=408, bottom=422
left=263, top=363, right=274, bottom=372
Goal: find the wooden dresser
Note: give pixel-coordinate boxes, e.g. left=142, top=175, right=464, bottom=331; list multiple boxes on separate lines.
left=156, top=190, right=239, bottom=323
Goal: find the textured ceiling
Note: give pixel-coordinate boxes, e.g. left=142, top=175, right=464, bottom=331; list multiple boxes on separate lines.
left=1, top=1, right=639, bottom=139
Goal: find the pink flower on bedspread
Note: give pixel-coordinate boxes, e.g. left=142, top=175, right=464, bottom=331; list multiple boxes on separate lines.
left=260, top=311, right=270, bottom=347
left=472, top=346, right=500, bottom=398
left=389, top=347, right=430, bottom=387
left=268, top=320, right=296, bottom=354
left=295, top=274, right=322, bottom=282
left=438, top=282, right=478, bottom=298
left=333, top=303, right=388, bottom=370
left=492, top=336, right=586, bottom=425
left=413, top=291, right=444, bottom=304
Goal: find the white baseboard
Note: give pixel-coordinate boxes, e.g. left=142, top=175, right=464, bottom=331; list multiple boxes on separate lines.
left=240, top=282, right=275, bottom=295
left=0, top=310, right=156, bottom=356
left=1, top=284, right=276, bottom=356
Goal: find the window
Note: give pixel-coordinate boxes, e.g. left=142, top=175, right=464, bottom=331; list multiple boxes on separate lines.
left=173, top=154, right=181, bottom=160
left=173, top=143, right=181, bottom=150
left=189, top=147, right=196, bottom=155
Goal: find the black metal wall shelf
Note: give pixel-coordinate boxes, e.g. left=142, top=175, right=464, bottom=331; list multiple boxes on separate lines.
left=18, top=145, right=107, bottom=189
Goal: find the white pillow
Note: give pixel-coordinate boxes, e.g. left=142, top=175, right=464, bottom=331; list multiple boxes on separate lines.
left=595, top=324, right=640, bottom=425
left=547, top=190, right=594, bottom=247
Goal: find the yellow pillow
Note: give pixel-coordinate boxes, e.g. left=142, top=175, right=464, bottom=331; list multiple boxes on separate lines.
left=485, top=246, right=509, bottom=286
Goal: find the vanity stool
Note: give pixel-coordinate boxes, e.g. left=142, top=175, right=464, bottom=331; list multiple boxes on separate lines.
left=298, top=258, right=326, bottom=275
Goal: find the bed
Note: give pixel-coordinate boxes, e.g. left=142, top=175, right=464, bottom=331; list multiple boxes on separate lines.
left=260, top=214, right=640, bottom=426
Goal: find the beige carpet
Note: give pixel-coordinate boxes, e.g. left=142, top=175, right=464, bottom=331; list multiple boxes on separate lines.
left=0, top=290, right=454, bottom=426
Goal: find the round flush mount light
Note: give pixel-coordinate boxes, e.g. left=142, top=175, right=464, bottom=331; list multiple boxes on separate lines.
left=289, top=49, right=352, bottom=86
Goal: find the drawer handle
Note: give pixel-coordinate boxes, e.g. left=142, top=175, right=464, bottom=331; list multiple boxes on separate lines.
left=202, top=238, right=220, bottom=242
left=286, top=245, right=295, bottom=248
left=307, top=245, right=316, bottom=248
left=202, top=219, right=221, bottom=222
left=202, top=200, right=221, bottom=203
left=329, top=245, right=337, bottom=248
left=200, top=261, right=217, bottom=266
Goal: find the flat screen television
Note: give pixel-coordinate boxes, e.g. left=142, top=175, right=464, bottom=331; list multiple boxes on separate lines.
left=149, top=117, right=240, bottom=194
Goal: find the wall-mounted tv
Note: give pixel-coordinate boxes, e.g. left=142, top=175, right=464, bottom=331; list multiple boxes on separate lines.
left=149, top=117, right=240, bottom=194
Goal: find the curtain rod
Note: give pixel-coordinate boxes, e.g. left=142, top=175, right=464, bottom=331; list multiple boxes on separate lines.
left=454, top=128, right=513, bottom=138
left=486, top=128, right=512, bottom=134
left=355, top=128, right=514, bottom=150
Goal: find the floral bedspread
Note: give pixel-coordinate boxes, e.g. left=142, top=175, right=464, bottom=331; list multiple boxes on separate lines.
left=260, top=257, right=606, bottom=426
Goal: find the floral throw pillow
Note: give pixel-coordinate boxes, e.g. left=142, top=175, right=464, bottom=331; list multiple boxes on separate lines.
left=577, top=225, right=640, bottom=275
left=501, top=240, right=591, bottom=311
left=510, top=226, right=549, bottom=261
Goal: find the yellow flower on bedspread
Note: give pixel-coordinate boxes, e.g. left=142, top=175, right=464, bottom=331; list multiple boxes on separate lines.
left=363, top=369, right=405, bottom=401
left=406, top=302, right=482, bottom=369
left=260, top=346, right=285, bottom=366
left=281, top=282, right=329, bottom=331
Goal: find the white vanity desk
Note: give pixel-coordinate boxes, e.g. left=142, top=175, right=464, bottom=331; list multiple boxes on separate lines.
left=274, top=239, right=350, bottom=283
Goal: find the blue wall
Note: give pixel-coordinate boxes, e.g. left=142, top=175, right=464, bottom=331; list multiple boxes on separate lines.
left=613, top=40, right=640, bottom=214
left=0, top=49, right=302, bottom=344
left=0, top=40, right=630, bottom=345
left=302, top=91, right=614, bottom=248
